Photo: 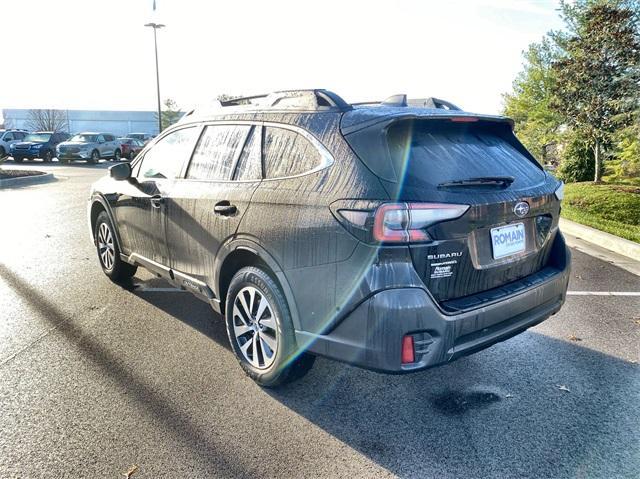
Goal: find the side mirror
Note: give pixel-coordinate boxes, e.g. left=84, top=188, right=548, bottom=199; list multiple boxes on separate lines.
left=110, top=162, right=132, bottom=181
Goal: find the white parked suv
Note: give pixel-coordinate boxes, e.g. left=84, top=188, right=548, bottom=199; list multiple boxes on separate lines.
left=56, top=132, right=123, bottom=164
left=0, top=129, right=28, bottom=158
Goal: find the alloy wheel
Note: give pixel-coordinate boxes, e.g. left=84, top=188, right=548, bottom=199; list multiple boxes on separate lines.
left=233, top=286, right=278, bottom=369
left=98, top=222, right=115, bottom=271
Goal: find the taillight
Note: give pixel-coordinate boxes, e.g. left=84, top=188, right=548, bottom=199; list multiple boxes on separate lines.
left=372, top=202, right=469, bottom=243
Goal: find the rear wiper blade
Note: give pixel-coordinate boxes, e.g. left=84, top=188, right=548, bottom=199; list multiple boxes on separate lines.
left=437, top=176, right=515, bottom=188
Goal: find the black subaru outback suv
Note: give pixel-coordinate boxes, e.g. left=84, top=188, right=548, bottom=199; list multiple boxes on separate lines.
left=88, top=89, right=570, bottom=387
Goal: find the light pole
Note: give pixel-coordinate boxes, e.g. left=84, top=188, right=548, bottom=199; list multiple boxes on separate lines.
left=144, top=22, right=165, bottom=135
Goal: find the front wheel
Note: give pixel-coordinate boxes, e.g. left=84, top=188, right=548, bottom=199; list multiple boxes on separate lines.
left=94, top=211, right=137, bottom=282
left=13, top=156, right=23, bottom=163
left=225, top=266, right=315, bottom=388
left=43, top=150, right=53, bottom=162
left=89, top=150, right=100, bottom=164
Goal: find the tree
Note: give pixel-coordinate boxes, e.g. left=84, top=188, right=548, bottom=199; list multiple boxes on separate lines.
left=550, top=0, right=640, bottom=182
left=503, top=39, right=563, bottom=163
left=155, top=98, right=181, bottom=130
left=26, top=109, right=68, bottom=132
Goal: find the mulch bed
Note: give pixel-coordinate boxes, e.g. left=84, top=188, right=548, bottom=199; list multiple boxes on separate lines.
left=0, top=169, right=46, bottom=180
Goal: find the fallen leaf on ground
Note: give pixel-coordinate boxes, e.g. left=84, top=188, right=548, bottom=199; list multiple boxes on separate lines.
left=568, top=335, right=582, bottom=341
left=123, top=465, right=138, bottom=478
left=556, top=384, right=570, bottom=392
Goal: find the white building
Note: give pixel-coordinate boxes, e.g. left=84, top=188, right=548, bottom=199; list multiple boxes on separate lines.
left=2, top=109, right=159, bottom=136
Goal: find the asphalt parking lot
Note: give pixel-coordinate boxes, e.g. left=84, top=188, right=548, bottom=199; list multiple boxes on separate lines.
left=1, top=161, right=639, bottom=478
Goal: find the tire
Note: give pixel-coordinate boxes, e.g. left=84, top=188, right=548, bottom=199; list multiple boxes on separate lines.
left=0, top=146, right=5, bottom=158
left=59, top=158, right=69, bottom=164
left=113, top=149, right=121, bottom=161
left=43, top=150, right=53, bottom=162
left=129, top=150, right=136, bottom=160
left=94, top=211, right=137, bottom=283
left=13, top=156, right=23, bottom=163
left=225, top=266, right=315, bottom=388
left=89, top=150, right=100, bottom=164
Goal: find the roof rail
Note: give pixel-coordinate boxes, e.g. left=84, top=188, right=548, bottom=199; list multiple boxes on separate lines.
left=353, top=95, right=462, bottom=111
left=181, top=89, right=352, bottom=120
left=179, top=90, right=463, bottom=122
left=407, top=97, right=462, bottom=111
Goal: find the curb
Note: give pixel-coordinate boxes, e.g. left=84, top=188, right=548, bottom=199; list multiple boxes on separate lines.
left=0, top=172, right=55, bottom=188
left=559, top=218, right=640, bottom=262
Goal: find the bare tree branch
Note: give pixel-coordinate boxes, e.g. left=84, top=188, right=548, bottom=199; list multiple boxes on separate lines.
left=26, top=110, right=69, bottom=132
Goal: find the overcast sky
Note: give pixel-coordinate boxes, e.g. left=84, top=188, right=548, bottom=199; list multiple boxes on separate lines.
left=1, top=0, right=563, bottom=115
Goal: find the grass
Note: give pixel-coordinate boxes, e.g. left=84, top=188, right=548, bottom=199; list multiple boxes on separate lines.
left=562, top=182, right=640, bottom=243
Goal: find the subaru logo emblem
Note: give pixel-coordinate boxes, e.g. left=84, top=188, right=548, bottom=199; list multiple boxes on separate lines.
left=514, top=201, right=530, bottom=217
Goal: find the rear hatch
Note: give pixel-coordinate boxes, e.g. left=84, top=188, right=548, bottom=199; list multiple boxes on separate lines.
left=343, top=115, right=562, bottom=304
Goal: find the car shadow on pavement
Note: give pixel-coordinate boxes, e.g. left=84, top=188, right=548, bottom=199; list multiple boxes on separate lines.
left=268, top=333, right=640, bottom=478
left=129, top=277, right=640, bottom=478
left=6, top=263, right=638, bottom=478
left=0, top=263, right=251, bottom=478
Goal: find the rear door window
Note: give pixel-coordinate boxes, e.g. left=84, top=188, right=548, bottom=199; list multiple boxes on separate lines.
left=233, top=126, right=262, bottom=181
left=186, top=124, right=250, bottom=181
left=138, top=126, right=200, bottom=180
left=263, top=126, right=322, bottom=179
left=385, top=120, right=545, bottom=188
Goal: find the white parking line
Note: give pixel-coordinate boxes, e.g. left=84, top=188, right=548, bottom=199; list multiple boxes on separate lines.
left=567, top=291, right=640, bottom=296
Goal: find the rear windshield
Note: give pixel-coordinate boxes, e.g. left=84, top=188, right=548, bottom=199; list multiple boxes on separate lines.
left=385, top=120, right=544, bottom=188
left=347, top=119, right=544, bottom=188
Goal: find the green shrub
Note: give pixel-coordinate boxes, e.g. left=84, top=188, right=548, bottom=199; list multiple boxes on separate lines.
left=557, top=133, right=597, bottom=182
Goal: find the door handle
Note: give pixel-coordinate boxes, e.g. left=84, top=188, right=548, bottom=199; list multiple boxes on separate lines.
left=150, top=195, right=165, bottom=208
left=214, top=201, right=237, bottom=216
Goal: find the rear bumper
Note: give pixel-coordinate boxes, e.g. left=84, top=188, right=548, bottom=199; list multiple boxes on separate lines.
left=297, top=247, right=570, bottom=373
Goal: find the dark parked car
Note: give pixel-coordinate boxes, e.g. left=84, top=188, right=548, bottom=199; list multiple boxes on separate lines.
left=88, top=89, right=570, bottom=387
left=117, top=137, right=145, bottom=160
left=11, top=131, right=69, bottom=163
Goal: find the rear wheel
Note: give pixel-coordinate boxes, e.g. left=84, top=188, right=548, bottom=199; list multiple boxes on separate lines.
left=0, top=146, right=5, bottom=158
left=13, top=156, right=23, bottom=163
left=94, top=211, right=137, bottom=282
left=89, top=150, right=99, bottom=164
left=225, top=267, right=315, bottom=387
left=129, top=150, right=136, bottom=160
left=43, top=150, right=53, bottom=162
left=113, top=149, right=121, bottom=161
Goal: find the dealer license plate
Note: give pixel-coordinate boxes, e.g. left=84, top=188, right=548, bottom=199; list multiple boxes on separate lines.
left=491, top=223, right=526, bottom=259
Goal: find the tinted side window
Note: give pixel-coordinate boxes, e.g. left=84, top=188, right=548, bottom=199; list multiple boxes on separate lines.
left=104, top=134, right=115, bottom=142
left=263, top=127, right=322, bottom=179
left=234, top=126, right=262, bottom=181
left=4, top=133, right=13, bottom=141
left=139, top=127, right=199, bottom=179
left=186, top=124, right=250, bottom=181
